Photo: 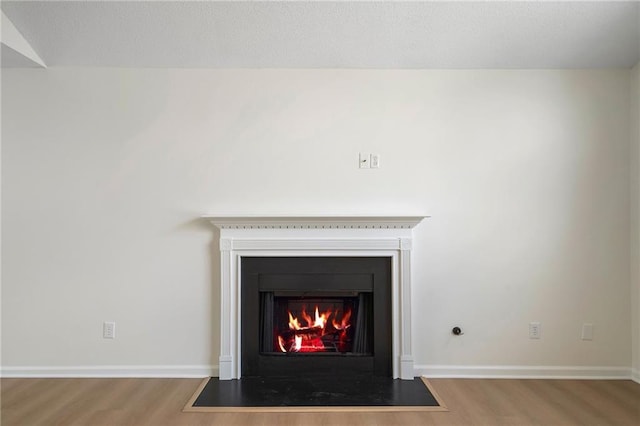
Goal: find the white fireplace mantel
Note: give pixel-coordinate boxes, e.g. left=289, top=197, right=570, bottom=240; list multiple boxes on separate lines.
left=205, top=215, right=427, bottom=380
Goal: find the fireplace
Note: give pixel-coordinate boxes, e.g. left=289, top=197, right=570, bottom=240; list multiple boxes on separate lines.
left=271, top=293, right=363, bottom=355
left=241, top=257, right=391, bottom=377
left=205, top=216, right=426, bottom=380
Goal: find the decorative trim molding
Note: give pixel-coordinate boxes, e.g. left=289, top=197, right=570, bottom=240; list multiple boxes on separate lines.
left=0, top=365, right=217, bottom=378
left=205, top=216, right=427, bottom=230
left=219, top=238, right=232, bottom=251
left=399, top=238, right=412, bottom=250
left=230, top=238, right=403, bottom=251
left=4, top=364, right=632, bottom=380
left=415, top=365, right=632, bottom=380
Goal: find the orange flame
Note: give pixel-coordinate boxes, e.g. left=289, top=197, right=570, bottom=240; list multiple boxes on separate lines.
left=332, top=309, right=351, bottom=330
left=277, top=305, right=352, bottom=353
left=288, top=312, right=302, bottom=330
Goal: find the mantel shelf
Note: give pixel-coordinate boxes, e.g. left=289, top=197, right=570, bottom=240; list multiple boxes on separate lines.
left=204, top=215, right=428, bottom=230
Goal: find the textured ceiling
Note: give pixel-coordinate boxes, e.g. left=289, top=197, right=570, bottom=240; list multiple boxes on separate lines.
left=2, top=1, right=639, bottom=69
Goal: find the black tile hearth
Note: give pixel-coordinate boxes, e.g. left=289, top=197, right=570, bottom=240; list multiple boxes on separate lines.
left=191, top=376, right=439, bottom=407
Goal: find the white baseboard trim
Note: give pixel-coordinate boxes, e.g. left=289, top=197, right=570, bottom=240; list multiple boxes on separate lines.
left=2, top=364, right=634, bottom=381
left=0, top=365, right=218, bottom=378
left=415, top=365, right=632, bottom=380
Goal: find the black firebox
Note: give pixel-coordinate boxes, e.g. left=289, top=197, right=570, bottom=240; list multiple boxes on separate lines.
left=241, top=257, right=391, bottom=378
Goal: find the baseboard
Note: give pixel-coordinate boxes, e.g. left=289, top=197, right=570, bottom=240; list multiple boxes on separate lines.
left=2, top=364, right=633, bottom=381
left=415, top=365, right=632, bottom=380
left=0, top=365, right=218, bottom=378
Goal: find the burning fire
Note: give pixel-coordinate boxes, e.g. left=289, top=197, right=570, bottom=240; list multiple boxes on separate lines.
left=277, top=306, right=352, bottom=353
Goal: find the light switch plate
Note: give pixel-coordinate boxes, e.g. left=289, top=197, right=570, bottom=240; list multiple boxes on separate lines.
left=359, top=153, right=370, bottom=169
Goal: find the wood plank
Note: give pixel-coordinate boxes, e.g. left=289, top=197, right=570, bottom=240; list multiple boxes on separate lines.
left=2, top=378, right=639, bottom=426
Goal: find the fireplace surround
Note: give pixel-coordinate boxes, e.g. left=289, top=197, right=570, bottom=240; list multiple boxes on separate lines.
left=205, top=216, right=426, bottom=380
left=241, top=256, right=392, bottom=378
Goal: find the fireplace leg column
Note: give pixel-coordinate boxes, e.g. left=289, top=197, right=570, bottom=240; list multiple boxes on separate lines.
left=400, top=238, right=415, bottom=380
left=218, top=238, right=236, bottom=380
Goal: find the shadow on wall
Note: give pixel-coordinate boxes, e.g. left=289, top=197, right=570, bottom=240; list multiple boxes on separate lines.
left=173, top=216, right=221, bottom=371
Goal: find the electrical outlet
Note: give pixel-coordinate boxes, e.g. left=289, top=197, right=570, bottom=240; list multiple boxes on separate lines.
left=370, top=154, right=380, bottom=168
left=529, top=322, right=541, bottom=339
left=103, top=321, right=116, bottom=339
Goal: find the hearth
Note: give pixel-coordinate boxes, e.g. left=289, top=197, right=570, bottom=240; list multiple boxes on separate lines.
left=241, top=257, right=391, bottom=377
left=205, top=216, right=426, bottom=380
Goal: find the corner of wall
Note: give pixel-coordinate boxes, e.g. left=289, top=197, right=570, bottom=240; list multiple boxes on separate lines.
left=631, top=62, right=640, bottom=378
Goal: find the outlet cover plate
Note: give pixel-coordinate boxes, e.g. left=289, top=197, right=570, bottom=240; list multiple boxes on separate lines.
left=103, top=321, right=116, bottom=339
left=529, top=322, right=541, bottom=339
left=581, top=323, right=594, bottom=340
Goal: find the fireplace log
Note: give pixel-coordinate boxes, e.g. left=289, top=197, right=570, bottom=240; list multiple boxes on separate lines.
left=280, top=327, right=347, bottom=342
left=282, top=326, right=323, bottom=338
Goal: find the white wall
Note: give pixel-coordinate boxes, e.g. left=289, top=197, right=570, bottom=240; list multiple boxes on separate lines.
left=632, top=63, right=640, bottom=383
left=1, top=69, right=632, bottom=377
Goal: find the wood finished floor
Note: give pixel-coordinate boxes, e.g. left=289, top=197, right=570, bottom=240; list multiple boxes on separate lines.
left=1, top=377, right=639, bottom=425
